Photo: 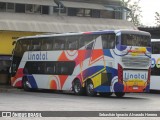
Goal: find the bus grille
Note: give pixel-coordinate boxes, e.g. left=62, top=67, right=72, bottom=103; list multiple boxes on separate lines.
left=122, top=57, right=150, bottom=68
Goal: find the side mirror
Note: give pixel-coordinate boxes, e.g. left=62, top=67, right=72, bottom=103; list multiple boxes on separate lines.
left=12, top=41, right=16, bottom=45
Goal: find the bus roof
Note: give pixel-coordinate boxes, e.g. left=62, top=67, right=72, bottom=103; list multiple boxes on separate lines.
left=16, top=29, right=151, bottom=41
left=115, top=29, right=151, bottom=36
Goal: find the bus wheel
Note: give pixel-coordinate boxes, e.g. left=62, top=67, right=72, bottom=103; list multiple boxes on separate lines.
left=22, top=77, right=30, bottom=91
left=115, top=92, right=125, bottom=98
left=86, top=80, right=95, bottom=96
left=73, top=79, right=83, bottom=95
left=99, top=92, right=113, bottom=97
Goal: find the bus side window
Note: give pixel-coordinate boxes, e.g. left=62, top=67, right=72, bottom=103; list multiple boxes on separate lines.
left=33, top=45, right=40, bottom=51
left=79, top=35, right=94, bottom=49
left=42, top=43, right=52, bottom=51
left=45, top=62, right=56, bottom=74
left=46, top=67, right=54, bottom=74
left=32, top=39, right=41, bottom=51
left=54, top=37, right=66, bottom=50
left=24, top=62, right=32, bottom=74
left=24, top=62, right=45, bottom=74
left=86, top=42, right=94, bottom=50
left=27, top=46, right=33, bottom=51
left=102, top=38, right=107, bottom=49
left=152, top=42, right=160, bottom=54
left=42, top=38, right=53, bottom=51
left=47, top=44, right=52, bottom=50
left=102, top=34, right=115, bottom=49
left=66, top=36, right=79, bottom=50
left=61, top=66, right=68, bottom=74
left=21, top=39, right=32, bottom=51
left=54, top=43, right=60, bottom=50
left=55, top=61, right=75, bottom=75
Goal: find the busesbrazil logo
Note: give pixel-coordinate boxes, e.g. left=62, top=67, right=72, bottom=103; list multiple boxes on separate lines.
left=2, top=112, right=42, bottom=117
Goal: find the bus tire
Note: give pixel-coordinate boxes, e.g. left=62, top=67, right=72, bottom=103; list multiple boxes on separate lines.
left=115, top=92, right=125, bottom=98
left=86, top=80, right=95, bottom=96
left=73, top=79, right=84, bottom=95
left=22, top=77, right=30, bottom=91
left=99, top=92, right=113, bottom=97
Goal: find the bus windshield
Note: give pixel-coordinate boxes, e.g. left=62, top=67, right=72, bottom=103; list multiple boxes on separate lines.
left=121, top=34, right=150, bottom=47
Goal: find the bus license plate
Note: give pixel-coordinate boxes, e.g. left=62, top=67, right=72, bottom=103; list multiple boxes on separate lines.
left=133, top=86, right=138, bottom=90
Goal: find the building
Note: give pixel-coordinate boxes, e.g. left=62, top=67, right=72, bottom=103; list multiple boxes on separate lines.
left=0, top=0, right=135, bottom=85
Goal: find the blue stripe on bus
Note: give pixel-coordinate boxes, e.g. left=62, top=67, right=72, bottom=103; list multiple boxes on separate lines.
left=94, top=86, right=111, bottom=92
left=27, top=75, right=38, bottom=89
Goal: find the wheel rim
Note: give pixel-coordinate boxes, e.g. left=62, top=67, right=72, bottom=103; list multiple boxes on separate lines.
left=23, top=80, right=30, bottom=89
left=87, top=83, right=94, bottom=94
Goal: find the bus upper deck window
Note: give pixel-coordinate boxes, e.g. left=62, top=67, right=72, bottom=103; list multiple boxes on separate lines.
left=102, top=34, right=115, bottom=49
left=42, top=39, right=53, bottom=51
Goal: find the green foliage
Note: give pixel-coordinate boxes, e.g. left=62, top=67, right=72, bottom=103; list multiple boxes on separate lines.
left=155, top=12, right=160, bottom=26
left=121, top=0, right=142, bottom=27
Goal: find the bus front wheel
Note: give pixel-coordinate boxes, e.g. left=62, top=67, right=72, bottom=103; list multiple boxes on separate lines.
left=22, top=77, right=30, bottom=91
left=115, top=92, right=125, bottom=98
left=73, top=79, right=84, bottom=95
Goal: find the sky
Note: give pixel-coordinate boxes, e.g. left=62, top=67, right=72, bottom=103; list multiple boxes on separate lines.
left=133, top=0, right=160, bottom=26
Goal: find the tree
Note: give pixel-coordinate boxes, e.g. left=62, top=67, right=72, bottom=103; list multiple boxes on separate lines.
left=155, top=12, right=160, bottom=26
left=121, top=0, right=142, bottom=27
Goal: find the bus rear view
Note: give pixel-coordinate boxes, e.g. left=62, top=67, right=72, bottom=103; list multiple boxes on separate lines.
left=115, top=30, right=151, bottom=95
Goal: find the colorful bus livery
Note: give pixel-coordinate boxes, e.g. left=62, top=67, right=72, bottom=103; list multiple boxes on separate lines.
left=124, top=72, right=147, bottom=81
left=150, top=39, right=160, bottom=91
left=151, top=57, right=160, bottom=69
left=11, top=30, right=151, bottom=97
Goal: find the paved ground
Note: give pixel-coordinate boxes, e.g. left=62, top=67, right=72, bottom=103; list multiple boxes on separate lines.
left=0, top=86, right=160, bottom=120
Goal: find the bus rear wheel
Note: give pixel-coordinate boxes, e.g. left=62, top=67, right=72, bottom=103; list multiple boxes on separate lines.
left=73, top=79, right=84, bottom=95
left=115, top=92, right=125, bottom=98
left=86, top=80, right=95, bottom=96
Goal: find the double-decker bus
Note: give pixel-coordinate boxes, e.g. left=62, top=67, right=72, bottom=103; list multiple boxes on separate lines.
left=10, top=30, right=151, bottom=97
left=151, top=39, right=160, bottom=91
